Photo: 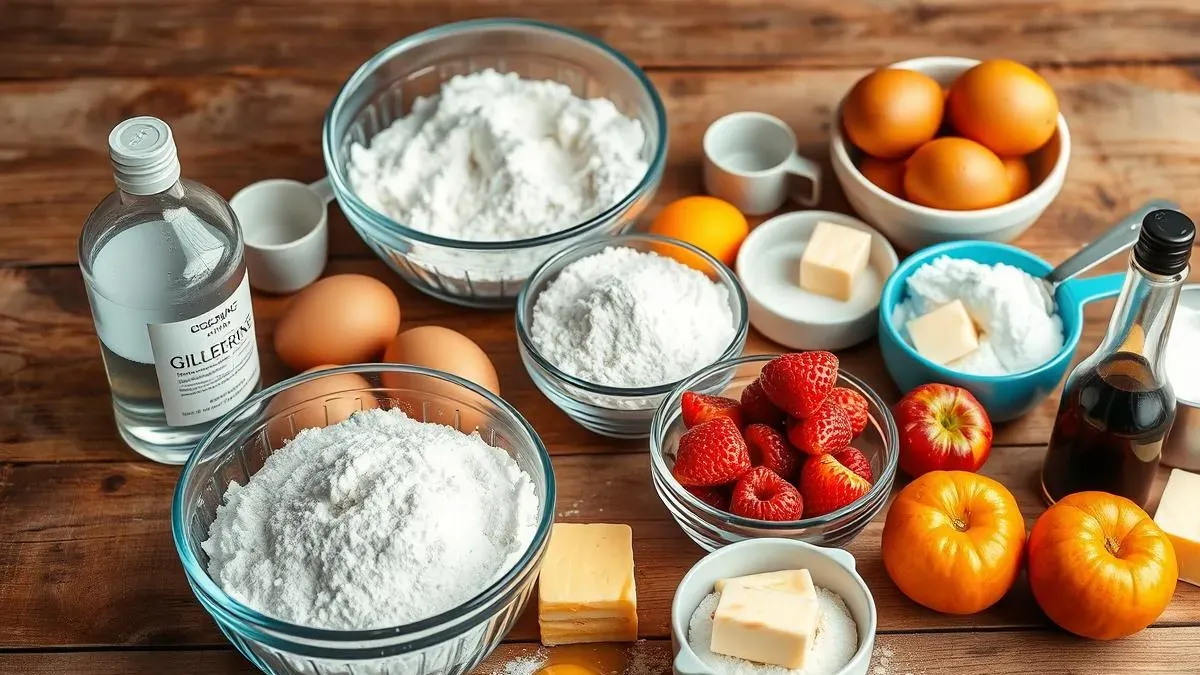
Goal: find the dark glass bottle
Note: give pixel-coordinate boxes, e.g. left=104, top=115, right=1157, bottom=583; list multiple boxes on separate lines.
left=1041, top=209, right=1196, bottom=508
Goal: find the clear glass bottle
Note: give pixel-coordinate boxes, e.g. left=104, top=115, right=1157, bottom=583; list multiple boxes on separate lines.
left=1041, top=209, right=1196, bottom=508
left=79, top=117, right=262, bottom=464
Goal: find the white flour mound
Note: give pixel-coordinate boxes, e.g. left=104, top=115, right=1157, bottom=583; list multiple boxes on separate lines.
left=201, top=407, right=540, bottom=630
left=348, top=69, right=648, bottom=242
left=892, top=255, right=1065, bottom=375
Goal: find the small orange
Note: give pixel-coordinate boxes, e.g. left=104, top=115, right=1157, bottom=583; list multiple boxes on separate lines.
left=903, top=137, right=1010, bottom=211
left=947, top=59, right=1059, bottom=157
left=649, top=196, right=749, bottom=268
left=842, top=68, right=945, bottom=159
left=1002, top=156, right=1032, bottom=201
left=858, top=156, right=907, bottom=198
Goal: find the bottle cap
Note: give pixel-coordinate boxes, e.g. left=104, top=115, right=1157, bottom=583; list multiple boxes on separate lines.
left=108, top=116, right=182, bottom=195
left=1135, top=209, right=1195, bottom=276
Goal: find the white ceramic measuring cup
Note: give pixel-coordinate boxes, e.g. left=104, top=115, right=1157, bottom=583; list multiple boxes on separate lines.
left=230, top=178, right=331, bottom=294
left=702, top=112, right=822, bottom=216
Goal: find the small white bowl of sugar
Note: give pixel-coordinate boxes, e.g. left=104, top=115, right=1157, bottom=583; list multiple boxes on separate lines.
left=670, top=538, right=876, bottom=675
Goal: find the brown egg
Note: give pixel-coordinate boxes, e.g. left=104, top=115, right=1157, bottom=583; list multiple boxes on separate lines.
left=858, top=156, right=907, bottom=198
left=381, top=326, right=500, bottom=432
left=903, top=137, right=1011, bottom=211
left=947, top=59, right=1059, bottom=157
left=273, top=274, right=401, bottom=371
left=264, top=365, right=378, bottom=447
left=1002, top=156, right=1033, bottom=201
left=842, top=68, right=945, bottom=159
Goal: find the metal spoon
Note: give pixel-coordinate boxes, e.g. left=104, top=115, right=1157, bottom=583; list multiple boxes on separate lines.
left=1036, top=199, right=1179, bottom=310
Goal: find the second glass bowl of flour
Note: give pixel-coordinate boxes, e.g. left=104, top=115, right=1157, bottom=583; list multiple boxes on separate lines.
left=323, top=20, right=668, bottom=307
left=516, top=234, right=749, bottom=438
left=172, top=365, right=555, bottom=675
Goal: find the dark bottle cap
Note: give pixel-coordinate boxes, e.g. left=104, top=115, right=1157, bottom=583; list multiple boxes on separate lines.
left=1135, top=209, right=1196, bottom=276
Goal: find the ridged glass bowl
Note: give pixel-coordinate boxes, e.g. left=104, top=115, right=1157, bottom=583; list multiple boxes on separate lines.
left=171, top=365, right=555, bottom=675
left=322, top=19, right=668, bottom=308
left=516, top=234, right=749, bottom=439
left=650, top=355, right=899, bottom=551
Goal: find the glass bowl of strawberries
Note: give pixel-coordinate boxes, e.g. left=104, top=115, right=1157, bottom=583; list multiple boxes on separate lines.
left=649, top=351, right=899, bottom=550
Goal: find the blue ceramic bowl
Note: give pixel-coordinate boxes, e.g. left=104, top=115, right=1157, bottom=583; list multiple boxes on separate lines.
left=879, top=241, right=1125, bottom=422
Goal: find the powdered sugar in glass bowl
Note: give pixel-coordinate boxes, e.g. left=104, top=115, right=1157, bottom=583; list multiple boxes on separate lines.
left=172, top=365, right=555, bottom=675
left=323, top=19, right=667, bottom=308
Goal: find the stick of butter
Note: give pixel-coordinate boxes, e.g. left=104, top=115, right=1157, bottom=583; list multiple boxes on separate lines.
left=799, top=221, right=873, bottom=302
left=906, top=299, right=980, bottom=365
left=713, top=569, right=816, bottom=599
left=537, top=523, right=637, bottom=645
left=710, top=583, right=819, bottom=669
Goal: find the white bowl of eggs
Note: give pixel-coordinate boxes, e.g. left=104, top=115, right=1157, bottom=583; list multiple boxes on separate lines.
left=830, top=56, right=1070, bottom=252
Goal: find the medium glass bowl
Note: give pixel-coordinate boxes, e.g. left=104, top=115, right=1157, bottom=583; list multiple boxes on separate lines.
left=516, top=234, right=749, bottom=439
left=322, top=19, right=668, bottom=308
left=171, top=365, right=555, bottom=675
left=650, top=355, right=899, bottom=551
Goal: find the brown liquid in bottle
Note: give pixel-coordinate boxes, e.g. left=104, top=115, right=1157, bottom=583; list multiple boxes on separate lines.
left=1041, top=352, right=1174, bottom=508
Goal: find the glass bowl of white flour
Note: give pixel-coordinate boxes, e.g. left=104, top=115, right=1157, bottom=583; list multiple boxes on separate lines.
left=322, top=19, right=667, bottom=308
left=172, top=364, right=555, bottom=675
left=516, top=233, right=749, bottom=438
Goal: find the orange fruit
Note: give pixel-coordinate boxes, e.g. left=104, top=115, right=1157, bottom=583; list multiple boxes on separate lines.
left=1002, top=156, right=1032, bottom=200
left=947, top=60, right=1059, bottom=157
left=903, top=137, right=1010, bottom=211
left=841, top=68, right=945, bottom=159
left=648, top=196, right=748, bottom=269
left=858, top=156, right=907, bottom=198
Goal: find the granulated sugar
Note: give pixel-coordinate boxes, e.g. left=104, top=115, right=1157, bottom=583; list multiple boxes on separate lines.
left=687, top=587, right=858, bottom=675
left=347, top=69, right=647, bottom=243
left=530, top=246, right=735, bottom=388
left=202, top=407, right=539, bottom=630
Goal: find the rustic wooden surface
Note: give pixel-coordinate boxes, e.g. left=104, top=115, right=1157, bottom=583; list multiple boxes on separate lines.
left=3, top=1, right=1200, bottom=674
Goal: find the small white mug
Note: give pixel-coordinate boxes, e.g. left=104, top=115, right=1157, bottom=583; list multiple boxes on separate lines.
left=702, top=112, right=822, bottom=216
left=231, top=178, right=332, bottom=294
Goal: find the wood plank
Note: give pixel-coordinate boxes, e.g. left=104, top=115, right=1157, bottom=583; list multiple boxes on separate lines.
left=1, top=254, right=1194, bottom=463
left=5, top=1, right=1200, bottom=79
left=3, top=447, right=1197, bottom=648
left=6, top=627, right=1200, bottom=675
left=4, top=65, right=1200, bottom=266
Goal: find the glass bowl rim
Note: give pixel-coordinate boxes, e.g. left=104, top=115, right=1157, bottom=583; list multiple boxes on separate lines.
left=514, top=232, right=751, bottom=398
left=170, top=363, right=557, bottom=643
left=649, top=353, right=900, bottom=529
left=321, top=17, right=669, bottom=252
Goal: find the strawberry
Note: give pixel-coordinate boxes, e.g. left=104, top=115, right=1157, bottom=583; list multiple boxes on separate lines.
left=672, top=417, right=751, bottom=487
left=686, top=485, right=731, bottom=511
left=743, top=423, right=800, bottom=480
left=740, top=379, right=785, bottom=426
left=758, top=351, right=839, bottom=418
left=681, top=391, right=743, bottom=429
left=799, top=452, right=872, bottom=517
left=730, top=466, right=804, bottom=521
left=831, top=446, right=874, bottom=483
left=828, top=387, right=870, bottom=436
left=787, top=402, right=853, bottom=455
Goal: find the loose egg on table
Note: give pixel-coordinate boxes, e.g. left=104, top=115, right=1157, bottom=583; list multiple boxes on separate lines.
left=381, top=326, right=500, bottom=431
left=649, top=196, right=749, bottom=268
left=273, top=274, right=402, bottom=371
left=263, top=364, right=379, bottom=446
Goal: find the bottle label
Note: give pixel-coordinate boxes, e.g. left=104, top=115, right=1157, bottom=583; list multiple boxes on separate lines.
left=148, top=274, right=261, bottom=426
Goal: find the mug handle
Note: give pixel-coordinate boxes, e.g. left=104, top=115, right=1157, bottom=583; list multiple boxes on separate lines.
left=309, top=177, right=335, bottom=205
left=784, top=153, right=821, bottom=207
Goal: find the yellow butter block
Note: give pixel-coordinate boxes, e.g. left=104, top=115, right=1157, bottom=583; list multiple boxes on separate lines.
left=714, top=569, right=816, bottom=599
left=1154, top=468, right=1200, bottom=587
left=906, top=299, right=980, bottom=365
left=538, top=523, right=637, bottom=645
left=710, top=583, right=819, bottom=669
left=800, top=221, right=873, bottom=302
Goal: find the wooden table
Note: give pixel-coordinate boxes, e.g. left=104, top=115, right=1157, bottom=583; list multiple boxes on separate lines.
left=4, top=1, right=1200, bottom=673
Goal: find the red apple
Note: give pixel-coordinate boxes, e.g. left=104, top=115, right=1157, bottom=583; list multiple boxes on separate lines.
left=894, top=383, right=993, bottom=477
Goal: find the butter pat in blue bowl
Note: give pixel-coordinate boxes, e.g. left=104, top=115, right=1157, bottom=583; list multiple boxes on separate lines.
left=879, top=240, right=1124, bottom=422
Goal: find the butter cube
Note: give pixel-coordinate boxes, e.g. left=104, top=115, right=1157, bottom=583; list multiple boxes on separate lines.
left=906, top=299, right=980, bottom=365
left=800, top=221, right=873, bottom=302
left=714, top=569, right=816, bottom=600
left=710, top=583, right=818, bottom=669
left=538, top=523, right=637, bottom=645
left=1154, top=469, right=1200, bottom=587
